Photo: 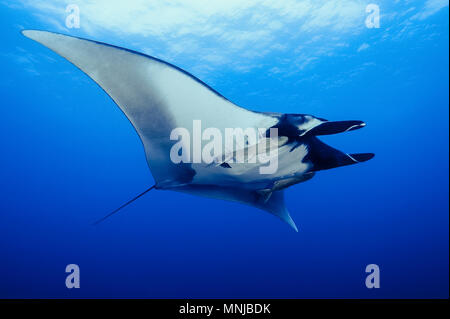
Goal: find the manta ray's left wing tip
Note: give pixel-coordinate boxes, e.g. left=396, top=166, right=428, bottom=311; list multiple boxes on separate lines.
left=22, top=30, right=60, bottom=44
left=21, top=30, right=51, bottom=45
left=21, top=29, right=38, bottom=38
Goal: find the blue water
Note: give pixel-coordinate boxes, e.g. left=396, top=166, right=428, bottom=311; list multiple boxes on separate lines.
left=0, top=2, right=448, bottom=298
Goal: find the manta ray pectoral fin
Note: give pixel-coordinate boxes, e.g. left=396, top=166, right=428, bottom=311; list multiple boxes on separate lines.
left=255, top=191, right=298, bottom=232
left=307, top=120, right=366, bottom=136
left=21, top=30, right=277, bottom=188
left=256, top=189, right=273, bottom=203
left=176, top=186, right=298, bottom=232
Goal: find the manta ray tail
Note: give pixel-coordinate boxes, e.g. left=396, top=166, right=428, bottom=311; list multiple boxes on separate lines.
left=92, top=185, right=156, bottom=225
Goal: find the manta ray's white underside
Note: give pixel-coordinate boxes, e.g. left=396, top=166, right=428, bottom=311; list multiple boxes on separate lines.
left=23, top=30, right=374, bottom=231
left=23, top=30, right=308, bottom=230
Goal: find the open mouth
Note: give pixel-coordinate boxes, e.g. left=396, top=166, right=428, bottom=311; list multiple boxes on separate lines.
left=303, top=120, right=375, bottom=171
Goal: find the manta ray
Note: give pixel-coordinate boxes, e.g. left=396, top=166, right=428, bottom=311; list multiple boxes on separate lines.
left=22, top=30, right=374, bottom=231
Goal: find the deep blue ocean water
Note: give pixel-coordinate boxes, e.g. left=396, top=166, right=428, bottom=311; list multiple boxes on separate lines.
left=0, top=1, right=448, bottom=298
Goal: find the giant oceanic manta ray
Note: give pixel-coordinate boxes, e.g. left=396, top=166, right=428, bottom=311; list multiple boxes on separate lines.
left=22, top=30, right=374, bottom=232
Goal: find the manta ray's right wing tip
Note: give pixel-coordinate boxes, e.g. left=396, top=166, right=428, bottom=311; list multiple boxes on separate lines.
left=258, top=190, right=299, bottom=232
left=285, top=214, right=299, bottom=232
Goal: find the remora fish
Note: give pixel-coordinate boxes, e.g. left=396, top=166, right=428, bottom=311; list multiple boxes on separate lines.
left=22, top=30, right=374, bottom=231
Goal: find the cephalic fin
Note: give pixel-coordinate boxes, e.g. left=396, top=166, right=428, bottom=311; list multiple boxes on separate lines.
left=306, top=120, right=366, bottom=136
left=307, top=137, right=374, bottom=171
